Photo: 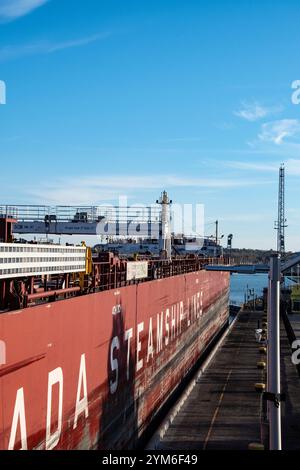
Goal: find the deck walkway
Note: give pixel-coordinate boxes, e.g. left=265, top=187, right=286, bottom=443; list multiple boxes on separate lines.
left=149, top=310, right=300, bottom=450
left=288, top=314, right=300, bottom=339
left=282, top=314, right=300, bottom=449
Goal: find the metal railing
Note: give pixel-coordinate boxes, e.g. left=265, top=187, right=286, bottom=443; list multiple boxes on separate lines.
left=89, top=256, right=231, bottom=293
left=0, top=204, right=161, bottom=224
left=0, top=253, right=230, bottom=311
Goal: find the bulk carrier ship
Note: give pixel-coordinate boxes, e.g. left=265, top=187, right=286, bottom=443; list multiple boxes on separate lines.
left=0, top=193, right=230, bottom=450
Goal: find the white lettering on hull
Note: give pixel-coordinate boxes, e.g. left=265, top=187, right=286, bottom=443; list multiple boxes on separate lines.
left=136, top=322, right=144, bottom=372
left=110, top=337, right=120, bottom=394
left=0, top=340, right=6, bottom=366
left=8, top=388, right=28, bottom=450
left=46, top=367, right=63, bottom=450
left=179, top=301, right=184, bottom=333
left=125, top=328, right=133, bottom=380
left=73, top=354, right=89, bottom=429
left=165, top=309, right=170, bottom=346
left=147, top=317, right=154, bottom=363
left=156, top=312, right=163, bottom=353
left=109, top=290, right=204, bottom=392
left=171, top=306, right=176, bottom=340
left=4, top=288, right=209, bottom=450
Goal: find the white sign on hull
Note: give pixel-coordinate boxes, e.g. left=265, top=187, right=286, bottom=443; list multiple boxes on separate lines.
left=126, top=261, right=148, bottom=281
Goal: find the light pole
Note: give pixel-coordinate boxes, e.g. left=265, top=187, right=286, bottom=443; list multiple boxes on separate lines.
left=267, top=254, right=282, bottom=450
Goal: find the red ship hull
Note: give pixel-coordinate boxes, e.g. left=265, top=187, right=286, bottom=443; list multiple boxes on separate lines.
left=0, top=269, right=229, bottom=450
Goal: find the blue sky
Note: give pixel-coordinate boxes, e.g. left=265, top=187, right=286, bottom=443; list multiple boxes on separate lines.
left=0, top=0, right=300, bottom=249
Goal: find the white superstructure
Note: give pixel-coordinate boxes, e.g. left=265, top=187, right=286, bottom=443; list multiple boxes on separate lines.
left=0, top=243, right=86, bottom=279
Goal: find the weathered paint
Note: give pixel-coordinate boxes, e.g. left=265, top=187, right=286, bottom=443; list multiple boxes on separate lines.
left=0, top=269, right=229, bottom=450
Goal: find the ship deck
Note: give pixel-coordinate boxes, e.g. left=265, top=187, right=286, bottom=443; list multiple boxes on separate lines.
left=146, top=309, right=300, bottom=450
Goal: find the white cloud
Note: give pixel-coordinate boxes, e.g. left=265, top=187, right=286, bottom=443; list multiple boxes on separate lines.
left=159, top=137, right=204, bottom=143
left=226, top=161, right=279, bottom=172
left=0, top=0, right=48, bottom=20
left=48, top=33, right=111, bottom=52
left=285, top=159, right=300, bottom=175
left=234, top=101, right=282, bottom=122
left=0, top=33, right=111, bottom=62
left=22, top=174, right=271, bottom=205
left=227, top=158, right=300, bottom=175
left=218, top=213, right=271, bottom=223
left=258, top=119, right=300, bottom=145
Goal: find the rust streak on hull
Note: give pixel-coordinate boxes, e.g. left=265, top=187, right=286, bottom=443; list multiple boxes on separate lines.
left=0, top=354, right=46, bottom=378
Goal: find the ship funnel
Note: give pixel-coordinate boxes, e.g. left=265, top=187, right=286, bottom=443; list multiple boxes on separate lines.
left=157, top=191, right=172, bottom=260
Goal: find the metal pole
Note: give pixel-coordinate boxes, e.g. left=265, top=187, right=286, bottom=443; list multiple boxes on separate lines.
left=268, top=254, right=282, bottom=450
left=267, top=275, right=271, bottom=420
left=158, top=191, right=172, bottom=260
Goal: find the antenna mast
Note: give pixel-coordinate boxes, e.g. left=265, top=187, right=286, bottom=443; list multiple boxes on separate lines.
left=274, top=164, right=287, bottom=256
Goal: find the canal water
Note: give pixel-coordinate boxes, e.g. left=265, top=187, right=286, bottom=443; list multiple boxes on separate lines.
left=230, top=273, right=268, bottom=306
left=230, top=273, right=296, bottom=306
